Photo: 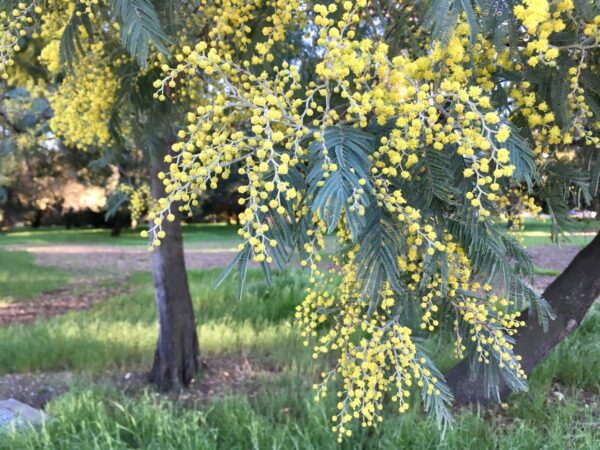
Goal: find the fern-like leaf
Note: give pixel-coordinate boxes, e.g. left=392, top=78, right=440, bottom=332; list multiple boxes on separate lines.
left=111, top=0, right=170, bottom=66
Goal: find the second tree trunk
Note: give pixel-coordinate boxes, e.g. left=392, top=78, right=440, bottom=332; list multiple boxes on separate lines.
left=445, top=231, right=600, bottom=404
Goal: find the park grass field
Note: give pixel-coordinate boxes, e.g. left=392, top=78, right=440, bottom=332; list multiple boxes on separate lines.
left=0, top=250, right=70, bottom=305
left=0, top=219, right=599, bottom=449
left=1, top=217, right=597, bottom=247
left=0, top=223, right=240, bottom=247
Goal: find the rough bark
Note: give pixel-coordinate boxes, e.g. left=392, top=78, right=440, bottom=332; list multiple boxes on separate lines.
left=148, top=159, right=200, bottom=392
left=446, top=230, right=600, bottom=405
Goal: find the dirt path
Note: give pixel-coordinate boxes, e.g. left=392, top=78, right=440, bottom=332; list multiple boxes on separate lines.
left=6, top=242, right=583, bottom=276
left=4, top=244, right=239, bottom=276
left=527, top=245, right=581, bottom=271
left=527, top=245, right=581, bottom=290
left=0, top=244, right=247, bottom=326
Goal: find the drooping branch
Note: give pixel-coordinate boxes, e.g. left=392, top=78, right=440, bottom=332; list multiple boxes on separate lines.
left=445, top=230, right=600, bottom=405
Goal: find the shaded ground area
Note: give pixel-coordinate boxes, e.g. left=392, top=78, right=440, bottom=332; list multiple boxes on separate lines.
left=0, top=355, right=283, bottom=410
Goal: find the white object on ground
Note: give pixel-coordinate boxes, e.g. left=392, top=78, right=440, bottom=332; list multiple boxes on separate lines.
left=0, top=399, right=47, bottom=431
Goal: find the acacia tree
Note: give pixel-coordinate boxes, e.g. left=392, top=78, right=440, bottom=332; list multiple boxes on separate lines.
left=2, top=0, right=600, bottom=439
left=0, top=0, right=202, bottom=390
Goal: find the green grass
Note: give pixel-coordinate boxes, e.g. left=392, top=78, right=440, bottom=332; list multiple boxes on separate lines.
left=517, top=218, right=597, bottom=247
left=1, top=355, right=599, bottom=449
left=0, top=223, right=240, bottom=247
left=0, top=269, right=311, bottom=374
left=1, top=264, right=599, bottom=449
left=533, top=267, right=561, bottom=277
left=0, top=249, right=70, bottom=304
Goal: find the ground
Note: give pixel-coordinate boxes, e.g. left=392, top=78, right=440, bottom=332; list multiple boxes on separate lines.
left=0, top=220, right=598, bottom=449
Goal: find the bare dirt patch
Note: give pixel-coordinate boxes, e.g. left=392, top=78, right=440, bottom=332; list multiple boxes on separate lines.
left=112, top=354, right=286, bottom=403
left=9, top=242, right=583, bottom=280
left=527, top=245, right=581, bottom=291
left=0, top=276, right=130, bottom=326
left=0, top=372, right=74, bottom=409
left=527, top=245, right=581, bottom=271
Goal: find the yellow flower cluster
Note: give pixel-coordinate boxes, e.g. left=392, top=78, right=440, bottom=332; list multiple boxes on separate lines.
left=0, top=1, right=39, bottom=78
left=297, top=230, right=525, bottom=440
left=515, top=0, right=600, bottom=68
left=151, top=15, right=525, bottom=250
left=115, top=184, right=151, bottom=223
left=1, top=0, right=102, bottom=78
left=49, top=42, right=117, bottom=149
left=36, top=1, right=77, bottom=76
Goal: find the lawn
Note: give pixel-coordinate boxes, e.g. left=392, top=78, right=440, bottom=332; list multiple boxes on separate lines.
left=0, top=269, right=310, bottom=374
left=0, top=223, right=240, bottom=247
left=0, top=249, right=70, bottom=305
left=514, top=218, right=597, bottom=247
left=1, top=218, right=597, bottom=248
left=0, top=222, right=599, bottom=449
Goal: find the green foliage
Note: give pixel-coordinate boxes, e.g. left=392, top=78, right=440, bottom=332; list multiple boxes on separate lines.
left=540, top=160, right=592, bottom=234
left=307, top=126, right=373, bottom=238
left=354, top=209, right=404, bottom=304
left=422, top=0, right=466, bottom=44
left=110, top=0, right=171, bottom=66
left=59, top=5, right=94, bottom=67
left=414, top=146, right=460, bottom=208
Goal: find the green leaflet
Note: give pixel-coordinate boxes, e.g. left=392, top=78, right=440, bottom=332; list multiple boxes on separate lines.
left=307, top=126, right=373, bottom=239
left=59, top=5, right=94, bottom=67
left=110, top=0, right=171, bottom=66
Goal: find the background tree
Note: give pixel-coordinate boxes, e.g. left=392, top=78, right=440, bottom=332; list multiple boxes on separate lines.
left=0, top=0, right=201, bottom=390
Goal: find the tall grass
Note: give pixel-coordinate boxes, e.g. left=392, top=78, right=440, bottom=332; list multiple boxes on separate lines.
left=2, top=373, right=598, bottom=450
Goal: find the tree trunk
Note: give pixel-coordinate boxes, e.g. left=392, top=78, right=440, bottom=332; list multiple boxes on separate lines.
left=31, top=209, right=43, bottom=228
left=446, top=230, right=600, bottom=405
left=148, top=159, right=200, bottom=392
left=110, top=211, right=128, bottom=237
